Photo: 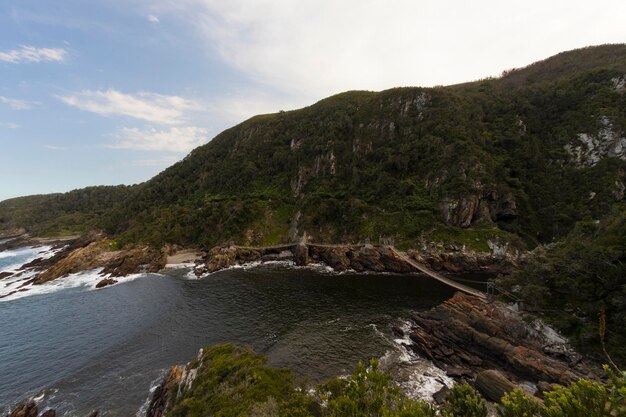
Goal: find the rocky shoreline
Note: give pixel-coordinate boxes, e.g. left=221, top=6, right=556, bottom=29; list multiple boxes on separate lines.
left=1, top=233, right=600, bottom=416
left=194, top=240, right=522, bottom=277
left=1, top=230, right=523, bottom=300
left=0, top=231, right=167, bottom=299
left=144, top=292, right=599, bottom=416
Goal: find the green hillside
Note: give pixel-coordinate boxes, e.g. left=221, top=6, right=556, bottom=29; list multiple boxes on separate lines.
left=1, top=44, right=625, bottom=250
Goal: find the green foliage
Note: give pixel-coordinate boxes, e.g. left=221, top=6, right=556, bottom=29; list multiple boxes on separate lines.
left=441, top=383, right=488, bottom=417
left=163, top=344, right=626, bottom=417
left=497, top=389, right=544, bottom=417
left=498, top=209, right=626, bottom=366
left=165, top=344, right=318, bottom=417
left=542, top=380, right=610, bottom=417
left=319, top=359, right=436, bottom=417
left=496, top=367, right=626, bottom=417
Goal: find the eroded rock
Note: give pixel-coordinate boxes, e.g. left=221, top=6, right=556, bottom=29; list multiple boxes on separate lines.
left=406, top=293, right=596, bottom=387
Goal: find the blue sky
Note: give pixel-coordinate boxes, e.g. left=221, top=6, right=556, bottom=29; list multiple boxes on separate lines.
left=1, top=0, right=625, bottom=201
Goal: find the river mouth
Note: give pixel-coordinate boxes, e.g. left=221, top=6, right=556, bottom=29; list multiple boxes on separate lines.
left=1, top=252, right=465, bottom=416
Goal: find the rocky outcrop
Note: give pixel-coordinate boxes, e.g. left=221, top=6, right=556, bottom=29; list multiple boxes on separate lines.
left=5, top=402, right=54, bottom=417
left=95, top=278, right=117, bottom=288
left=195, top=242, right=521, bottom=276
left=1, top=232, right=170, bottom=298
left=405, top=293, right=596, bottom=389
left=565, top=116, right=626, bottom=167
left=146, top=366, right=184, bottom=417
left=474, top=370, right=517, bottom=402
left=409, top=244, right=522, bottom=275
left=439, top=189, right=518, bottom=228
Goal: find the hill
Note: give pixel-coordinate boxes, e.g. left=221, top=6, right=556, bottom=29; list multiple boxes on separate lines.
left=1, top=44, right=625, bottom=251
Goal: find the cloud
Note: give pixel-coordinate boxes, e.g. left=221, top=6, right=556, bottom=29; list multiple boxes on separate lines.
left=0, top=122, right=19, bottom=129
left=107, top=126, right=208, bottom=152
left=0, top=96, right=35, bottom=110
left=146, top=0, right=626, bottom=99
left=147, top=14, right=160, bottom=23
left=58, top=89, right=201, bottom=125
left=0, top=45, right=67, bottom=63
left=207, top=91, right=307, bottom=124
left=126, top=156, right=181, bottom=167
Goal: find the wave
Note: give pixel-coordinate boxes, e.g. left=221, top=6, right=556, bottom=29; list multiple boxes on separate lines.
left=0, top=267, right=148, bottom=302
left=373, top=320, right=453, bottom=402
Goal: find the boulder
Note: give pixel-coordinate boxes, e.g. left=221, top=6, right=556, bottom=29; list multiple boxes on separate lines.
left=95, top=278, right=118, bottom=289
left=474, top=369, right=517, bottom=402
left=8, top=401, right=37, bottom=417
left=40, top=410, right=56, bottom=417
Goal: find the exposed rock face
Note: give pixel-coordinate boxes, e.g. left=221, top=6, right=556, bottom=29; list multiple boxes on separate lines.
left=439, top=189, right=518, bottom=228
left=565, top=116, right=626, bottom=167
left=408, top=244, right=522, bottom=275
left=146, top=366, right=184, bottom=417
left=406, top=293, right=596, bottom=387
left=1, top=232, right=170, bottom=298
left=196, top=242, right=521, bottom=276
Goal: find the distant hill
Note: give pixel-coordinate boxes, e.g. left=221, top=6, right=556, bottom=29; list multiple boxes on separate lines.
left=2, top=44, right=625, bottom=250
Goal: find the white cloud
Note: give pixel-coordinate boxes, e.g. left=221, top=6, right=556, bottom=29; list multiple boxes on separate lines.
left=147, top=14, right=160, bottom=23
left=107, top=126, right=208, bottom=152
left=207, top=91, right=307, bottom=124
left=44, top=145, right=69, bottom=150
left=0, top=45, right=67, bottom=63
left=126, top=156, right=181, bottom=167
left=147, top=0, right=626, bottom=99
left=58, top=89, right=201, bottom=125
left=0, top=122, right=19, bottom=129
left=0, top=96, right=35, bottom=110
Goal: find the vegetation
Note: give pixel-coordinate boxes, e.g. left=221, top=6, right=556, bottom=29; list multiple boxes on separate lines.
left=1, top=45, right=626, bottom=367
left=497, top=208, right=626, bottom=366
left=160, top=344, right=626, bottom=417
left=1, top=44, right=625, bottom=250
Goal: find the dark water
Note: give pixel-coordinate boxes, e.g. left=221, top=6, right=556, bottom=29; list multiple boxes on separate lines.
left=0, top=258, right=459, bottom=416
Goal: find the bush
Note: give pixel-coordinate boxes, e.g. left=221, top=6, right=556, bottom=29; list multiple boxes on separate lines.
left=441, top=383, right=488, bottom=417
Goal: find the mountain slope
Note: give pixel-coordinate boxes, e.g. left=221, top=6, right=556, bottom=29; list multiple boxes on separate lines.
left=1, top=44, right=625, bottom=250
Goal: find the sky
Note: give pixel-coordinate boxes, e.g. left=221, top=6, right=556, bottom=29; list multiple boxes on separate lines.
left=1, top=0, right=625, bottom=201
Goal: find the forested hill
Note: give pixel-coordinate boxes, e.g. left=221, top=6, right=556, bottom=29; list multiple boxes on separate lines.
left=1, top=44, right=625, bottom=250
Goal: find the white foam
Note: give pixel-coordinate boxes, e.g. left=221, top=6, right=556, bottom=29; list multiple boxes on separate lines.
left=136, top=370, right=167, bottom=417
left=0, top=268, right=149, bottom=302
left=377, top=319, right=453, bottom=402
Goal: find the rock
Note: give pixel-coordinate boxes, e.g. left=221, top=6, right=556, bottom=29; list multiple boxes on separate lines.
left=391, top=325, right=405, bottom=338
left=536, top=381, right=560, bottom=398
left=406, top=293, right=595, bottom=387
left=474, top=370, right=517, bottom=402
left=446, top=367, right=474, bottom=379
left=85, top=412, right=99, bottom=417
left=433, top=385, right=450, bottom=404
left=8, top=401, right=37, bottom=417
left=40, top=410, right=56, bottom=417
left=0, top=271, right=13, bottom=279
left=146, top=366, right=184, bottom=417
left=310, top=246, right=350, bottom=271
left=95, top=278, right=118, bottom=288
left=293, top=243, right=309, bottom=266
